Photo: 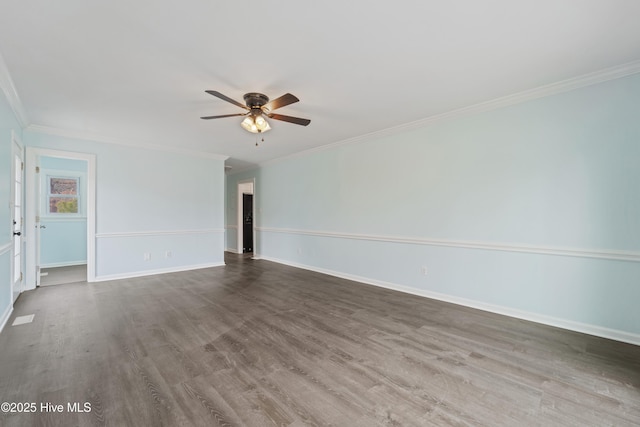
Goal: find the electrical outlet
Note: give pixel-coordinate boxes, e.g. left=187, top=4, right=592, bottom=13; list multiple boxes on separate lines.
left=165, top=251, right=172, bottom=258
left=143, top=253, right=151, bottom=261
left=297, top=248, right=302, bottom=254
left=420, top=266, right=428, bottom=276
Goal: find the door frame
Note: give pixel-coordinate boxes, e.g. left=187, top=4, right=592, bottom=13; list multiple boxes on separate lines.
left=25, top=147, right=96, bottom=288
left=236, top=178, right=255, bottom=255
left=10, top=131, right=24, bottom=301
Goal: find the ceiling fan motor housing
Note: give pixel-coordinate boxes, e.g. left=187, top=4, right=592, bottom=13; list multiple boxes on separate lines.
left=243, top=92, right=269, bottom=109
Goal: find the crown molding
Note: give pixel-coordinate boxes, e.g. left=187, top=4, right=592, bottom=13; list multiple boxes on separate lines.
left=259, top=60, right=640, bottom=169
left=0, top=52, right=29, bottom=127
left=26, top=124, right=229, bottom=161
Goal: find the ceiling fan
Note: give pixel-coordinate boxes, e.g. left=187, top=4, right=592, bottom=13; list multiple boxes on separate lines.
left=201, top=91, right=311, bottom=134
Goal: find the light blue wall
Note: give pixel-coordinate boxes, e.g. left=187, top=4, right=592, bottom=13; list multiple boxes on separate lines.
left=40, top=156, right=88, bottom=172
left=25, top=132, right=226, bottom=279
left=227, top=72, right=640, bottom=340
left=40, top=220, right=87, bottom=267
left=0, top=87, right=22, bottom=325
left=39, top=156, right=88, bottom=267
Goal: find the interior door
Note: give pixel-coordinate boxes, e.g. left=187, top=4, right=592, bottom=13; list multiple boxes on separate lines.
left=243, top=194, right=253, bottom=253
left=12, top=142, right=24, bottom=302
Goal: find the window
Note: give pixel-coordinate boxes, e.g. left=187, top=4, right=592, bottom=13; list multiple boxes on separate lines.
left=47, top=176, right=80, bottom=214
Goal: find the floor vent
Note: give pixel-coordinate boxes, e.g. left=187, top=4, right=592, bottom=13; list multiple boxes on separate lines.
left=12, top=314, right=35, bottom=326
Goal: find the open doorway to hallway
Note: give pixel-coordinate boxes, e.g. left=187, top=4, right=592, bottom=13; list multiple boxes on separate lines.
left=37, top=156, right=88, bottom=286
left=25, top=147, right=96, bottom=289
left=237, top=180, right=254, bottom=255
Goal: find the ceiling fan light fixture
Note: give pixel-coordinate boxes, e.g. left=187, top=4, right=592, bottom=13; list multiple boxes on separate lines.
left=241, top=116, right=255, bottom=132
left=241, top=114, right=271, bottom=133
left=255, top=115, right=267, bottom=127
left=257, top=118, right=271, bottom=133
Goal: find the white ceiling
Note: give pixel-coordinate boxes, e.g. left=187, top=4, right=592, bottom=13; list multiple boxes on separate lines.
left=1, top=1, right=640, bottom=171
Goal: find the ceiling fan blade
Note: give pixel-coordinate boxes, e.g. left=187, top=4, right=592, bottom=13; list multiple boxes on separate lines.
left=200, top=113, right=247, bottom=120
left=263, top=93, right=299, bottom=111
left=205, top=90, right=249, bottom=110
left=267, top=113, right=311, bottom=126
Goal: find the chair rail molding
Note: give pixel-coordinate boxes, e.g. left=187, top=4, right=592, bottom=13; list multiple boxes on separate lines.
left=95, top=229, right=225, bottom=238
left=256, top=227, right=640, bottom=263
left=0, top=242, right=11, bottom=256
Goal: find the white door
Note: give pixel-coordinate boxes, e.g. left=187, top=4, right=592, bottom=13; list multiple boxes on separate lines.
left=11, top=141, right=24, bottom=302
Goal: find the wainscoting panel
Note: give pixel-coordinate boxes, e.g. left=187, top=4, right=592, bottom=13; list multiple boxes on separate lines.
left=95, top=229, right=224, bottom=280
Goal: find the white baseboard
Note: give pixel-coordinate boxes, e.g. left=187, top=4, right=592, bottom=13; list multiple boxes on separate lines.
left=93, top=262, right=225, bottom=282
left=258, top=256, right=640, bottom=347
left=41, top=261, right=87, bottom=268
left=0, top=305, right=13, bottom=335
left=225, top=248, right=240, bottom=254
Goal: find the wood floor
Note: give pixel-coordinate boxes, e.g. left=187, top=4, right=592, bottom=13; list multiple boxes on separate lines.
left=1, top=254, right=639, bottom=426
left=39, top=264, right=87, bottom=287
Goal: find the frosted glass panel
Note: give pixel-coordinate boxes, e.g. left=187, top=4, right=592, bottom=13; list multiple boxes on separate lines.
left=14, top=255, right=20, bottom=282
left=13, top=154, right=23, bottom=285
left=15, top=156, right=21, bottom=182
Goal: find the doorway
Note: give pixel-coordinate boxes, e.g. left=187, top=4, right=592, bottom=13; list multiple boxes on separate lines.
left=242, top=193, right=253, bottom=253
left=237, top=180, right=255, bottom=255
left=25, top=148, right=96, bottom=289
left=38, top=155, right=88, bottom=286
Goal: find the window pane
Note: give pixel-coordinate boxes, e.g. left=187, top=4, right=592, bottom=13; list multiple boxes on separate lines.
left=49, top=196, right=78, bottom=213
left=15, top=156, right=21, bottom=182
left=14, top=255, right=20, bottom=282
left=50, top=178, right=77, bottom=195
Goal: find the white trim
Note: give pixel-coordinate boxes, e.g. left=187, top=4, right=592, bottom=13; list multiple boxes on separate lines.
left=25, top=148, right=97, bottom=288
left=40, top=217, right=88, bottom=222
left=225, top=248, right=240, bottom=254
left=26, top=124, right=229, bottom=161
left=256, top=227, right=640, bottom=263
left=225, top=224, right=238, bottom=229
left=0, top=52, right=28, bottom=127
left=93, top=262, right=225, bottom=282
left=0, top=306, right=14, bottom=335
left=41, top=261, right=87, bottom=269
left=257, top=255, right=640, bottom=347
left=243, top=60, right=640, bottom=173
left=0, top=242, right=10, bottom=256
left=95, top=229, right=225, bottom=238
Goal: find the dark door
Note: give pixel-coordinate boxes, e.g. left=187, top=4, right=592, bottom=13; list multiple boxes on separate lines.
left=243, top=194, right=253, bottom=253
